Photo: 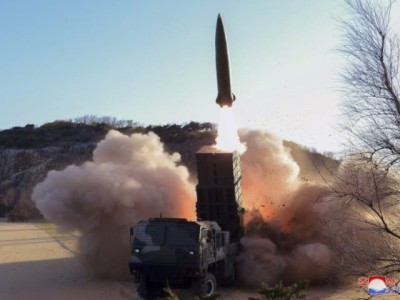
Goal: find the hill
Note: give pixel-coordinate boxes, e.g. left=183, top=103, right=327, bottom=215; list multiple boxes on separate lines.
left=0, top=120, right=339, bottom=220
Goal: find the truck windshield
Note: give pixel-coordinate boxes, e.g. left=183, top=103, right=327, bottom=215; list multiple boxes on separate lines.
left=134, top=222, right=199, bottom=246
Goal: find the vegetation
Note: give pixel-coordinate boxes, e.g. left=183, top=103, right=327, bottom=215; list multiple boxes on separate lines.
left=164, top=280, right=309, bottom=300
left=339, top=0, right=400, bottom=166
left=0, top=116, right=338, bottom=222
left=0, top=122, right=110, bottom=148
left=162, top=281, right=309, bottom=300
left=0, top=118, right=218, bottom=221
left=249, top=281, right=308, bottom=300
left=0, top=117, right=216, bottom=149
left=330, top=0, right=400, bottom=277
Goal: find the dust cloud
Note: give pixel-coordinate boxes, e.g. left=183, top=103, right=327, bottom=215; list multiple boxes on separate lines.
left=32, top=130, right=196, bottom=279
left=32, top=128, right=334, bottom=285
left=237, top=130, right=333, bottom=286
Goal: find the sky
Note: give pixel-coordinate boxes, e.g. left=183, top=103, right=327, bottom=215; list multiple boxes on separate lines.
left=0, top=0, right=383, bottom=153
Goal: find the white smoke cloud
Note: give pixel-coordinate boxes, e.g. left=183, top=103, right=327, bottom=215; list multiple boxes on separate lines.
left=32, top=130, right=196, bottom=278
left=237, top=129, right=333, bottom=285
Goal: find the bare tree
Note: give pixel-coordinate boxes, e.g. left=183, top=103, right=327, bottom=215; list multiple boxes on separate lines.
left=327, top=156, right=400, bottom=276
left=328, top=0, right=400, bottom=277
left=340, top=0, right=400, bottom=169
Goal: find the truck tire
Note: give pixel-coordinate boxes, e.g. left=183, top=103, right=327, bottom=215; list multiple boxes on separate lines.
left=192, top=272, right=217, bottom=297
left=137, top=276, right=164, bottom=300
left=137, top=282, right=151, bottom=300
left=202, top=273, right=217, bottom=297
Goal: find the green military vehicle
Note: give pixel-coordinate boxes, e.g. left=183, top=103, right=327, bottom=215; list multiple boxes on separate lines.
left=128, top=217, right=237, bottom=299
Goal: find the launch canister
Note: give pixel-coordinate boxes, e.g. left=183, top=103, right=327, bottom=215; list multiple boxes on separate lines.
left=215, top=14, right=236, bottom=107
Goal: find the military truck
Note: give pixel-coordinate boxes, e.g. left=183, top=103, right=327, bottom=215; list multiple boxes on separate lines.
left=128, top=217, right=237, bottom=299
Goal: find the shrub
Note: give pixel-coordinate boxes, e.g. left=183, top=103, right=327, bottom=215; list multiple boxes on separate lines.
left=249, top=281, right=308, bottom=300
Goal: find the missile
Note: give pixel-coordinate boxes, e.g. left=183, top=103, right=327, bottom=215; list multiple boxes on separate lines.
left=215, top=14, right=236, bottom=107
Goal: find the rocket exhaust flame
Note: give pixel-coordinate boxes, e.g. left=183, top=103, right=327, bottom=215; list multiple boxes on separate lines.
left=215, top=107, right=246, bottom=153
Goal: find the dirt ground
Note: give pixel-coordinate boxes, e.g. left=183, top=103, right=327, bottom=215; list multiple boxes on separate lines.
left=0, top=220, right=395, bottom=300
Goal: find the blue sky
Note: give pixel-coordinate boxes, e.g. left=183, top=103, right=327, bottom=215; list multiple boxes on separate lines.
left=0, top=1, right=370, bottom=152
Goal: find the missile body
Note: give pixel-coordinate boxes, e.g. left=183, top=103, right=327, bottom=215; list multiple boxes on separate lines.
left=215, top=14, right=236, bottom=107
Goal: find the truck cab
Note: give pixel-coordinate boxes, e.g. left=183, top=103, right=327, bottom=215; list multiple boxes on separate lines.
left=129, top=218, right=236, bottom=299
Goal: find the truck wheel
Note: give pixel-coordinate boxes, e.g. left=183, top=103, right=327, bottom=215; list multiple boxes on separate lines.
left=137, top=282, right=151, bottom=300
left=200, top=273, right=217, bottom=297
left=137, top=277, right=161, bottom=300
left=203, top=273, right=217, bottom=297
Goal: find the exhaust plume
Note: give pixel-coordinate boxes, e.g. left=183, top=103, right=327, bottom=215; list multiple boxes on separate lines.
left=238, top=129, right=333, bottom=285
left=32, top=130, right=196, bottom=278
left=216, top=107, right=246, bottom=153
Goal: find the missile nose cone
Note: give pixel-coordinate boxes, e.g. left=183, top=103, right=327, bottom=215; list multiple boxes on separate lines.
left=216, top=14, right=224, bottom=34
left=217, top=13, right=222, bottom=23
